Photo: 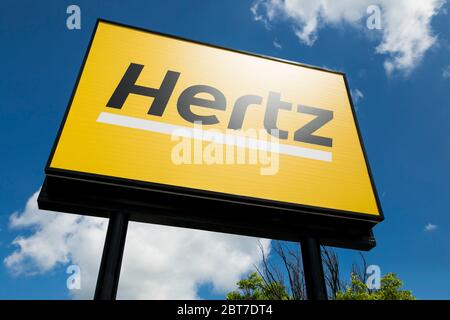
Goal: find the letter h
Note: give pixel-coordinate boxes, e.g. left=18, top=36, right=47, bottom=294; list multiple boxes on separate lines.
left=107, top=63, right=180, bottom=116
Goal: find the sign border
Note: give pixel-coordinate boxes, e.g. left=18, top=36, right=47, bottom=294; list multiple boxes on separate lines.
left=44, top=18, right=384, bottom=225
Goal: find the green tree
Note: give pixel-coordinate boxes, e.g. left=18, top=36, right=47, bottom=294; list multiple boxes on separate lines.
left=226, top=272, right=290, bottom=300
left=227, top=241, right=415, bottom=300
left=336, top=273, right=415, bottom=300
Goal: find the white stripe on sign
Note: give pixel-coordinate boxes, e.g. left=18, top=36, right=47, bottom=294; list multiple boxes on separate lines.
left=96, top=112, right=332, bottom=162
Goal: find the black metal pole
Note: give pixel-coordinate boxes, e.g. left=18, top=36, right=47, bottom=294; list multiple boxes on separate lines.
left=301, top=237, right=328, bottom=300
left=94, top=211, right=129, bottom=300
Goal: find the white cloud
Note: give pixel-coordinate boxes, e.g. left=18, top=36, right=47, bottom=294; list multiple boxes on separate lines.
left=273, top=39, right=282, bottom=49
left=251, top=0, right=271, bottom=30
left=424, top=223, right=438, bottom=232
left=442, top=65, right=450, bottom=78
left=251, top=0, right=446, bottom=75
left=4, top=190, right=270, bottom=299
left=351, top=88, right=364, bottom=104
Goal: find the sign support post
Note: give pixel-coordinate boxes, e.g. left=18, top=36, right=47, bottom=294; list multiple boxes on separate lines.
left=94, top=212, right=129, bottom=300
left=301, top=238, right=328, bottom=300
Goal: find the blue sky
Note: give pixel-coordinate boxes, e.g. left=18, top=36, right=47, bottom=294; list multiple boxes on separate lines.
left=0, top=0, right=449, bottom=299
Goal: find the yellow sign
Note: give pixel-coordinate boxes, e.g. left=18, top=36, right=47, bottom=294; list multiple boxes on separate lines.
left=48, top=21, right=381, bottom=218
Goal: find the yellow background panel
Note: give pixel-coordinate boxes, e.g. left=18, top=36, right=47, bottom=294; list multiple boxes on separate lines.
left=50, top=21, right=380, bottom=216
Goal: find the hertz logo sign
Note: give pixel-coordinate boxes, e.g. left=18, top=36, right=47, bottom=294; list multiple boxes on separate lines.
left=46, top=21, right=382, bottom=220
left=106, top=62, right=333, bottom=151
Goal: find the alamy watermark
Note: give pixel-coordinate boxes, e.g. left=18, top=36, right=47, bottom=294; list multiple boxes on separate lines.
left=66, top=5, right=81, bottom=30
left=366, top=264, right=381, bottom=290
left=366, top=5, right=382, bottom=30
left=171, top=122, right=280, bottom=175
left=66, top=264, right=81, bottom=290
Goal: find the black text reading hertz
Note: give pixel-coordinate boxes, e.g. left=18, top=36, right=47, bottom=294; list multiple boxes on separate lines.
left=106, top=63, right=334, bottom=147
